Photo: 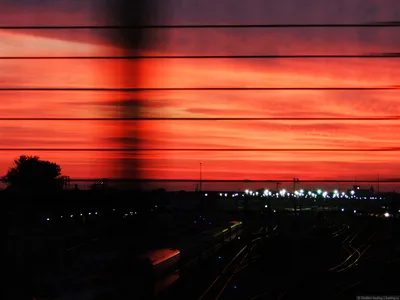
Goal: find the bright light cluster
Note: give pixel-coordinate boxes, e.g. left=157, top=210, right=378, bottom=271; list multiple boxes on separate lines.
left=216, top=188, right=385, bottom=200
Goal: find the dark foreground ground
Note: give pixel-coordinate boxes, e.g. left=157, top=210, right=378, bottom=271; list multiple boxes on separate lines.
left=159, top=212, right=400, bottom=300
left=4, top=193, right=400, bottom=300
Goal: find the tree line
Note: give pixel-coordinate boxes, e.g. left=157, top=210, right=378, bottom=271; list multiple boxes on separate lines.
left=1, top=155, right=66, bottom=192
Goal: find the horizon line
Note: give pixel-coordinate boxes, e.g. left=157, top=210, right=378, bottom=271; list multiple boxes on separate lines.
left=58, top=178, right=400, bottom=183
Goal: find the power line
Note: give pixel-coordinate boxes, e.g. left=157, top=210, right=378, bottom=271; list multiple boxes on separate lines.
left=0, top=87, right=398, bottom=91
left=0, top=148, right=399, bottom=152
left=66, top=178, right=400, bottom=183
left=1, top=53, right=400, bottom=59
left=0, top=22, right=399, bottom=29
left=0, top=117, right=399, bottom=121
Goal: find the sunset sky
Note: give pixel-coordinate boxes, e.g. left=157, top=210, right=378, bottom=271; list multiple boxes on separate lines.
left=0, top=0, right=400, bottom=190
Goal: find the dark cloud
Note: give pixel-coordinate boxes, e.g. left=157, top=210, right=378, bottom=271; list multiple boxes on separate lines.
left=158, top=0, right=400, bottom=24
left=109, top=99, right=142, bottom=109
left=61, top=98, right=180, bottom=109
left=2, top=0, right=399, bottom=53
left=0, top=0, right=159, bottom=50
left=60, top=99, right=141, bottom=108
left=4, top=0, right=398, bottom=26
left=0, top=0, right=109, bottom=26
left=104, top=137, right=142, bottom=145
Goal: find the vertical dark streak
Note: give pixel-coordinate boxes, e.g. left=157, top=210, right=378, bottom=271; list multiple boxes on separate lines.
left=108, top=1, right=158, bottom=188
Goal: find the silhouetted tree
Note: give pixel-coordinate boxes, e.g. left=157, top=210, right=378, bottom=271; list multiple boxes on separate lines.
left=2, top=155, right=64, bottom=191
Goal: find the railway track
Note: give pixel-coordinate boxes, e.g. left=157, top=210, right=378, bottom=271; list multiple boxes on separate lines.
left=329, top=230, right=376, bottom=273
left=269, top=219, right=375, bottom=299
left=198, top=225, right=278, bottom=300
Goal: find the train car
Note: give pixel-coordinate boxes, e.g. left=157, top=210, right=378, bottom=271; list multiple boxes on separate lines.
left=138, top=248, right=181, bottom=296
left=140, top=248, right=180, bottom=277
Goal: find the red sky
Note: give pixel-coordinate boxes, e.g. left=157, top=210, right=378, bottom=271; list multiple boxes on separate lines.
left=1, top=0, right=400, bottom=190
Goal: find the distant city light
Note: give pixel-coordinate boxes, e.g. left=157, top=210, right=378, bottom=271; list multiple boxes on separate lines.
left=46, top=218, right=50, bottom=221
left=273, top=210, right=276, bottom=213
left=88, top=212, right=91, bottom=215
left=223, top=187, right=387, bottom=201
left=61, top=216, right=63, bottom=218
left=70, top=215, right=73, bottom=218
left=80, top=214, right=83, bottom=216
left=205, top=193, right=208, bottom=197
left=341, top=208, right=344, bottom=212
left=95, top=212, right=98, bottom=215
left=354, top=210, right=357, bottom=214
left=265, top=205, right=268, bottom=208
left=384, top=212, right=390, bottom=218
